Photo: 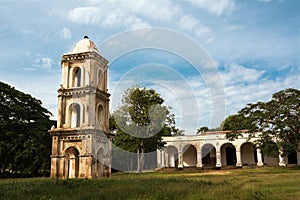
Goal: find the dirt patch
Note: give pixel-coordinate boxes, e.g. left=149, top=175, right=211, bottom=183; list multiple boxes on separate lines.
left=169, top=170, right=231, bottom=177
left=202, top=170, right=231, bottom=175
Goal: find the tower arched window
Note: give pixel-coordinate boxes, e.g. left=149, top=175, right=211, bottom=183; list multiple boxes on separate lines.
left=72, top=67, right=81, bottom=87
left=97, top=105, right=104, bottom=128
left=70, top=104, right=80, bottom=128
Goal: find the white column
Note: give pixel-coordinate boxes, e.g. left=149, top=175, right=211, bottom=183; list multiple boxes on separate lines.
left=196, top=148, right=202, bottom=168
left=68, top=158, right=75, bottom=178
left=279, top=149, right=286, bottom=166
left=256, top=149, right=264, bottom=166
left=216, top=151, right=222, bottom=167
left=165, top=152, right=169, bottom=167
left=178, top=150, right=183, bottom=168
left=170, top=154, right=175, bottom=167
left=236, top=150, right=242, bottom=167
left=157, top=149, right=161, bottom=168
left=161, top=149, right=165, bottom=168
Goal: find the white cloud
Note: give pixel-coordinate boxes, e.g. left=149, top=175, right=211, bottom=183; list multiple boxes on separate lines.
left=67, top=6, right=150, bottom=29
left=178, top=15, right=199, bottom=31
left=178, top=14, right=215, bottom=43
left=224, top=25, right=244, bottom=31
left=100, top=8, right=150, bottom=29
left=100, top=9, right=129, bottom=28
left=59, top=28, right=72, bottom=39
left=68, top=6, right=102, bottom=25
left=87, top=0, right=180, bottom=22
left=65, top=1, right=218, bottom=43
left=21, top=67, right=37, bottom=71
left=67, top=0, right=180, bottom=30
left=221, top=64, right=265, bottom=86
left=123, top=0, right=180, bottom=21
left=108, top=60, right=300, bottom=133
left=195, top=26, right=212, bottom=38
left=124, top=16, right=150, bottom=30
left=204, top=35, right=216, bottom=44
left=218, top=64, right=300, bottom=119
left=187, top=0, right=236, bottom=16
left=33, top=57, right=54, bottom=70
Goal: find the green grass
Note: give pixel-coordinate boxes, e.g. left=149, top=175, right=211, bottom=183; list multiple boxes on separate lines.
left=1, top=167, right=300, bottom=200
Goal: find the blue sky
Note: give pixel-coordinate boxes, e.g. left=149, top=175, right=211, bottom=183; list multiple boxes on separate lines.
left=0, top=0, right=299, bottom=134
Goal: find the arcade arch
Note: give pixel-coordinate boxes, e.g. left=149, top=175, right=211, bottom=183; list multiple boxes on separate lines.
left=261, top=142, right=279, bottom=166
left=221, top=143, right=236, bottom=166
left=166, top=145, right=178, bottom=167
left=287, top=150, right=298, bottom=164
left=183, top=145, right=197, bottom=167
left=202, top=143, right=216, bottom=166
left=240, top=142, right=257, bottom=166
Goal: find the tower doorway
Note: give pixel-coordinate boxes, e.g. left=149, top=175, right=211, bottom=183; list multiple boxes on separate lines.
left=65, top=147, right=79, bottom=178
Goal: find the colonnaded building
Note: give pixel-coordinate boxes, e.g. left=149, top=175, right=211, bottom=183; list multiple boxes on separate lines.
left=157, top=131, right=300, bottom=169
left=49, top=36, right=114, bottom=179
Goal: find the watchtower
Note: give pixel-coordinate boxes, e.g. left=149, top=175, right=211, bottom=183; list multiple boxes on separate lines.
left=49, top=36, right=113, bottom=178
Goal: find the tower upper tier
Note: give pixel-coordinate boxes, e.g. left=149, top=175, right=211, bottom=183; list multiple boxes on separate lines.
left=70, top=36, right=100, bottom=54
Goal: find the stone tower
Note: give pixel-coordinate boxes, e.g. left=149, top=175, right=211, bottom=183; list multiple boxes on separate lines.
left=49, top=36, right=113, bottom=179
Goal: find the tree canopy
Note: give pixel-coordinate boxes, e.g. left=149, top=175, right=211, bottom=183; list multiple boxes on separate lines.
left=196, top=126, right=209, bottom=134
left=0, top=81, right=54, bottom=177
left=222, top=114, right=255, bottom=132
left=225, top=88, right=300, bottom=155
left=111, top=86, right=175, bottom=172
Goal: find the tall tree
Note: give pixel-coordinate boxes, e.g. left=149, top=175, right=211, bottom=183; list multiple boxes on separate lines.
left=0, top=81, right=53, bottom=177
left=111, top=87, right=174, bottom=173
left=225, top=88, right=300, bottom=156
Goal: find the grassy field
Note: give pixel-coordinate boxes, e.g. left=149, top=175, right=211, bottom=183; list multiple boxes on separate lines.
left=1, top=167, right=300, bottom=200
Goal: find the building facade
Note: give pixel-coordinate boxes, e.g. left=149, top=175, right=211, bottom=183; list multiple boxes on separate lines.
left=157, top=131, right=300, bottom=169
left=49, top=36, right=113, bottom=179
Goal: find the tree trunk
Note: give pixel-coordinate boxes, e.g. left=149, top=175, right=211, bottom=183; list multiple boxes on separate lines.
left=136, top=140, right=144, bottom=173
left=141, top=147, right=144, bottom=172
left=136, top=148, right=141, bottom=173
left=130, top=153, right=134, bottom=171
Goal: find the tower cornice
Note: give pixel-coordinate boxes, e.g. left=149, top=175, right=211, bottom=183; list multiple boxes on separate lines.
left=61, top=52, right=108, bottom=66
left=57, top=86, right=110, bottom=100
